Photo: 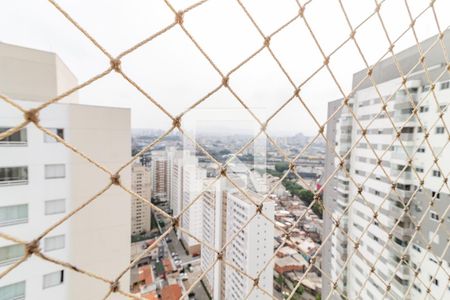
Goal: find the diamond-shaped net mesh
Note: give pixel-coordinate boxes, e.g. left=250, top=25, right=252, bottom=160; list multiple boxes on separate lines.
left=1, top=0, right=450, bottom=299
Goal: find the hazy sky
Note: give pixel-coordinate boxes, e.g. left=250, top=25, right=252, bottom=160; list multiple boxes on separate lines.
left=1, top=0, right=449, bottom=136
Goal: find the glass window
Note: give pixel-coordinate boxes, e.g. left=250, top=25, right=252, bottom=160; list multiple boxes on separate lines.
left=0, top=281, right=25, bottom=300
left=436, top=127, right=445, bottom=134
left=44, top=235, right=65, bottom=252
left=0, top=204, right=28, bottom=227
left=44, top=128, right=64, bottom=143
left=0, top=244, right=25, bottom=265
left=44, top=164, right=65, bottom=179
left=431, top=211, right=439, bottom=221
left=440, top=81, right=450, bottom=90
left=45, top=199, right=65, bottom=215
left=0, top=167, right=28, bottom=185
left=0, top=128, right=27, bottom=145
left=43, top=270, right=64, bottom=289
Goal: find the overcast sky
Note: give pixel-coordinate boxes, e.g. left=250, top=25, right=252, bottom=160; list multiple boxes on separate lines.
left=1, top=0, right=449, bottom=136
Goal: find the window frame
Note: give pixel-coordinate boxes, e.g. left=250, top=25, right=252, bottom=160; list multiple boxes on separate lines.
left=44, top=164, right=66, bottom=179
left=0, top=204, right=28, bottom=227
left=0, top=166, right=28, bottom=186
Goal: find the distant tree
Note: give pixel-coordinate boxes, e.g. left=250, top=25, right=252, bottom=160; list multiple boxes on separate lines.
left=275, top=162, right=289, bottom=173
left=299, top=190, right=314, bottom=204
left=315, top=292, right=322, bottom=300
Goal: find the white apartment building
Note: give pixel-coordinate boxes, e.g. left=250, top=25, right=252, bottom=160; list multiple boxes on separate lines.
left=181, top=154, right=206, bottom=256
left=167, top=148, right=184, bottom=218
left=225, top=191, right=274, bottom=300
left=325, top=31, right=450, bottom=300
left=131, top=162, right=151, bottom=235
left=201, top=175, right=274, bottom=300
left=0, top=43, right=131, bottom=300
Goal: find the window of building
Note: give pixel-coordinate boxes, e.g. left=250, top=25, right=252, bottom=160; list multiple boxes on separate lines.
left=0, top=167, right=28, bottom=185
left=417, top=147, right=425, bottom=153
left=430, top=211, right=439, bottom=221
left=401, top=127, right=414, bottom=133
left=440, top=81, right=450, bottom=90
left=44, top=235, right=65, bottom=252
left=419, top=106, right=429, bottom=113
left=432, top=170, right=441, bottom=177
left=0, top=281, right=25, bottom=300
left=0, top=128, right=27, bottom=145
left=45, top=199, right=65, bottom=215
left=415, top=167, right=424, bottom=173
left=412, top=244, right=421, bottom=252
left=413, top=284, right=422, bottom=293
left=429, top=276, right=439, bottom=286
left=43, top=270, right=64, bottom=289
left=0, top=244, right=25, bottom=266
left=422, top=85, right=430, bottom=92
left=432, top=191, right=440, bottom=199
left=0, top=204, right=28, bottom=227
left=44, top=164, right=65, bottom=179
left=44, top=128, right=64, bottom=143
left=436, top=127, right=445, bottom=134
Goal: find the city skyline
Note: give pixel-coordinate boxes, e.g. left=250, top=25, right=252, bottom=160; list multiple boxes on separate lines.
left=2, top=1, right=449, bottom=135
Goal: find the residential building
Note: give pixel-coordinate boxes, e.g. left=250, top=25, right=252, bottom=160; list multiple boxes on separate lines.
left=324, top=30, right=450, bottom=299
left=167, top=148, right=184, bottom=218
left=180, top=153, right=206, bottom=256
left=131, top=162, right=151, bottom=235
left=150, top=151, right=168, bottom=202
left=0, top=43, right=130, bottom=300
left=201, top=176, right=275, bottom=300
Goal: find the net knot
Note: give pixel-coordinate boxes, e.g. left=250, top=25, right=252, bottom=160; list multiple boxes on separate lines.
left=24, top=109, right=40, bottom=124
left=367, top=68, right=373, bottom=76
left=294, top=88, right=301, bottom=97
left=172, top=116, right=182, bottom=128
left=288, top=162, right=296, bottom=172
left=260, top=122, right=267, bottom=131
left=110, top=281, right=120, bottom=293
left=217, top=251, right=223, bottom=260
left=175, top=11, right=184, bottom=24
left=172, top=216, right=179, bottom=228
left=256, top=203, right=263, bottom=214
left=110, top=59, right=121, bottom=72
left=298, top=6, right=305, bottom=17
left=349, top=30, right=356, bottom=39
left=323, top=56, right=330, bottom=66
left=26, top=240, right=40, bottom=255
left=264, top=37, right=271, bottom=47
left=220, top=166, right=227, bottom=176
left=111, top=174, right=121, bottom=185
left=222, top=76, right=229, bottom=87
left=253, top=277, right=259, bottom=287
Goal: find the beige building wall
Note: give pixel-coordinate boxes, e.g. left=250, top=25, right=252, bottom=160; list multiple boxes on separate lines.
left=67, top=104, right=131, bottom=300
left=0, top=42, right=78, bottom=103
left=131, top=162, right=151, bottom=235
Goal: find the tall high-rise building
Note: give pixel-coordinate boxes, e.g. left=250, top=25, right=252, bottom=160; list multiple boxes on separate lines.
left=201, top=176, right=274, bottom=300
left=321, top=98, right=345, bottom=299
left=0, top=43, right=131, bottom=300
left=150, top=150, right=168, bottom=202
left=180, top=153, right=206, bottom=256
left=131, top=162, right=151, bottom=235
left=324, top=31, right=450, bottom=299
left=167, top=148, right=184, bottom=218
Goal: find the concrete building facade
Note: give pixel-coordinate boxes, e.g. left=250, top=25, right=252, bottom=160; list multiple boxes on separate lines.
left=324, top=31, right=450, bottom=299
left=131, top=162, right=151, bottom=235
left=0, top=43, right=131, bottom=300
